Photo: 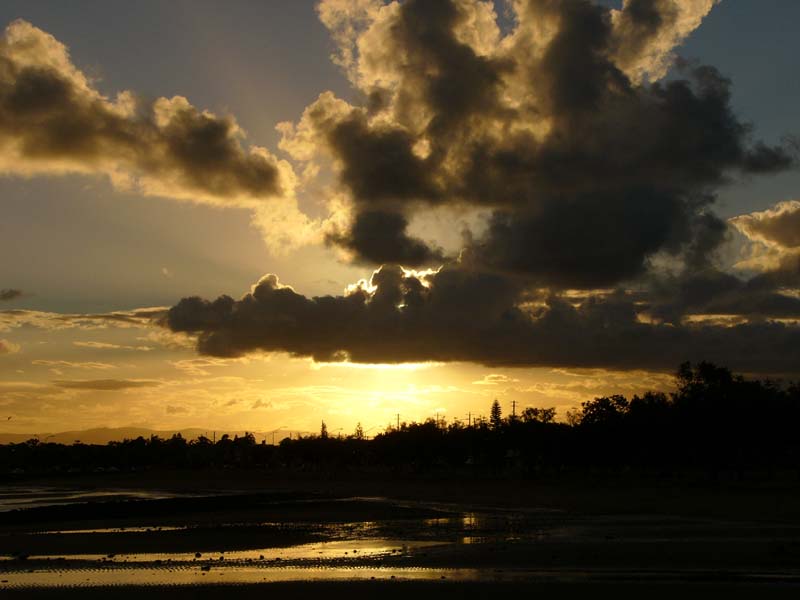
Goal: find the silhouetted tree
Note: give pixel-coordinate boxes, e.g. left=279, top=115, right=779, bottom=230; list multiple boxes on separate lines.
left=3, top=362, right=799, bottom=477
left=578, top=395, right=629, bottom=426
left=521, top=407, right=556, bottom=424
left=490, top=399, right=502, bottom=429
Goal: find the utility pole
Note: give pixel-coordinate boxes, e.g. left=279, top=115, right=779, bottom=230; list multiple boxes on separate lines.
left=396, top=413, right=400, bottom=431
left=468, top=412, right=471, bottom=427
left=512, top=399, right=517, bottom=419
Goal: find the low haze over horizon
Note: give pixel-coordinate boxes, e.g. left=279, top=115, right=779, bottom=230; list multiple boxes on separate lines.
left=2, top=0, right=800, bottom=437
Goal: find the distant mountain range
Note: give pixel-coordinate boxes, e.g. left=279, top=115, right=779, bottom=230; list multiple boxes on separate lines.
left=0, top=427, right=311, bottom=445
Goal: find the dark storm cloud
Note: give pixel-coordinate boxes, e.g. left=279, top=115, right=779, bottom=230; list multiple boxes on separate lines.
left=319, top=105, right=447, bottom=264
left=326, top=111, right=442, bottom=205
left=460, top=187, right=695, bottom=288
left=387, top=0, right=507, bottom=142
left=53, top=379, right=162, bottom=391
left=646, top=268, right=800, bottom=323
left=164, top=265, right=800, bottom=376
left=166, top=265, right=522, bottom=362
left=639, top=200, right=800, bottom=322
left=683, top=212, right=729, bottom=270
left=610, top=0, right=709, bottom=81
left=530, top=0, right=627, bottom=118
left=748, top=255, right=800, bottom=290
left=713, top=200, right=800, bottom=309
left=0, top=289, right=22, bottom=301
left=613, top=0, right=674, bottom=48
left=0, top=20, right=290, bottom=206
left=296, top=0, right=793, bottom=283
left=159, top=0, right=800, bottom=375
left=326, top=209, right=445, bottom=267
left=462, top=62, right=793, bottom=284
left=456, top=63, right=793, bottom=209
left=641, top=200, right=800, bottom=322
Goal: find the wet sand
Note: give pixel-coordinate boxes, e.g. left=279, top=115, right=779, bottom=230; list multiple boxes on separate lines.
left=6, top=581, right=800, bottom=600
left=2, top=472, right=800, bottom=595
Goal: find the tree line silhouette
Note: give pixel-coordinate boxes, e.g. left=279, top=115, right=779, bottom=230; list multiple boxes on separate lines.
left=2, top=362, right=800, bottom=478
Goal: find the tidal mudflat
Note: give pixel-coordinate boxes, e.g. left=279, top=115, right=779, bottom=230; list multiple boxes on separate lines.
left=2, top=475, right=800, bottom=597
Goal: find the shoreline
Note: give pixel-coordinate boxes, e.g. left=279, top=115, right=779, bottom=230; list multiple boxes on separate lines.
left=2, top=475, right=800, bottom=595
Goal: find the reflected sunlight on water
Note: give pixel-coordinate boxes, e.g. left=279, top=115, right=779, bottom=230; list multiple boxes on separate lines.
left=0, top=487, right=191, bottom=512
left=5, top=491, right=800, bottom=591
left=5, top=564, right=800, bottom=589
left=0, top=565, right=487, bottom=588
left=5, top=539, right=442, bottom=564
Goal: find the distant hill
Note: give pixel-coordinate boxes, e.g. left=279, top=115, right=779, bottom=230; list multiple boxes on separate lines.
left=0, top=427, right=311, bottom=445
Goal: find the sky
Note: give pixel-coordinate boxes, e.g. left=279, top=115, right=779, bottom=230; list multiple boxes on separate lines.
left=1, top=0, right=799, bottom=437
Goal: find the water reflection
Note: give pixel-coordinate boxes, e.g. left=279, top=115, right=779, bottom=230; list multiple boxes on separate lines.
left=0, top=566, right=488, bottom=588
left=4, top=491, right=800, bottom=590
left=0, top=486, right=196, bottom=512
left=5, top=564, right=799, bottom=589
left=11, top=539, right=441, bottom=564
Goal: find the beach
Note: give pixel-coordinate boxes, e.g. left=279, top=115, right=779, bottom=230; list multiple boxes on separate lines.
left=2, top=472, right=800, bottom=596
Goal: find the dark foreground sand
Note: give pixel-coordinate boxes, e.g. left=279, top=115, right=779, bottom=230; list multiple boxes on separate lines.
left=2, top=471, right=800, bottom=597
left=7, top=581, right=800, bottom=600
